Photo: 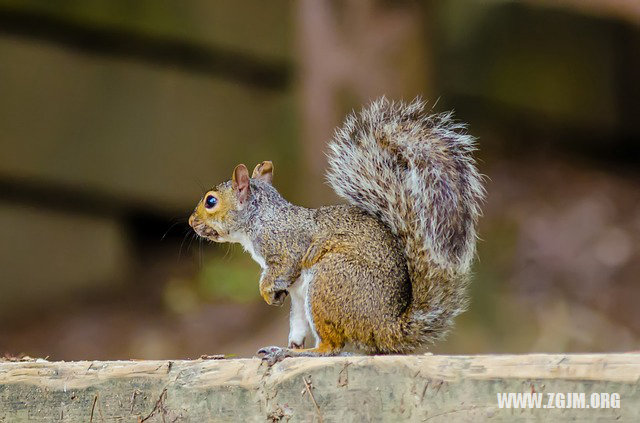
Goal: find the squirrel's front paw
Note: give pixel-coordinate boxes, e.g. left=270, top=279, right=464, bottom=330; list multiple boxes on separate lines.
left=256, top=346, right=292, bottom=366
left=260, top=287, right=288, bottom=306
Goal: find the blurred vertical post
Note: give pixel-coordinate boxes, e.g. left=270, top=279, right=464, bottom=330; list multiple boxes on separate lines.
left=295, top=0, right=434, bottom=203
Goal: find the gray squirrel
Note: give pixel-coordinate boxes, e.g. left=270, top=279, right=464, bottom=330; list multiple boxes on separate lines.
left=189, top=98, right=484, bottom=363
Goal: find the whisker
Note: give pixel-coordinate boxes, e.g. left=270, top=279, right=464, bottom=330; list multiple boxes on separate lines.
left=161, top=218, right=188, bottom=241
left=223, top=243, right=233, bottom=261
left=178, top=230, right=193, bottom=261
left=187, top=231, right=197, bottom=254
left=194, top=177, right=207, bottom=193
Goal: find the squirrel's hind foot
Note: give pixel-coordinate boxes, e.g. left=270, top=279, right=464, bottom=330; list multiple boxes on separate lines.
left=256, top=345, right=338, bottom=366
left=257, top=346, right=294, bottom=365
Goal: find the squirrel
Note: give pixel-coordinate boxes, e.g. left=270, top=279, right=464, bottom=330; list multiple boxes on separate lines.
left=189, top=98, right=484, bottom=364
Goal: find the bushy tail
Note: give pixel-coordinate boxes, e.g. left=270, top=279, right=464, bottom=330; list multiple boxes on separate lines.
left=326, top=97, right=485, bottom=348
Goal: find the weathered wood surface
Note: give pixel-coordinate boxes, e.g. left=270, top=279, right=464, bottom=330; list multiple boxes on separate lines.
left=0, top=354, right=638, bottom=422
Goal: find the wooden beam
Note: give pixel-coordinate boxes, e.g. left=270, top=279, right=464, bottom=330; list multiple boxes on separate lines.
left=1, top=354, right=638, bottom=421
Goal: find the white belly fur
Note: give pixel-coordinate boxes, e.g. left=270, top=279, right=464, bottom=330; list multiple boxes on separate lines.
left=289, top=267, right=319, bottom=348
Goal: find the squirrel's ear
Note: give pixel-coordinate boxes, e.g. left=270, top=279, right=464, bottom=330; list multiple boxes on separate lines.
left=251, top=161, right=273, bottom=184
left=232, top=164, right=250, bottom=205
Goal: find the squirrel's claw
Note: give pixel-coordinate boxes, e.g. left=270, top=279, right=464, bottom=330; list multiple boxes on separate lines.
left=257, top=346, right=292, bottom=366
left=288, top=340, right=304, bottom=349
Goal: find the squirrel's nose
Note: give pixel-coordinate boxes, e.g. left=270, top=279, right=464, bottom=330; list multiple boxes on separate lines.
left=188, top=214, right=195, bottom=227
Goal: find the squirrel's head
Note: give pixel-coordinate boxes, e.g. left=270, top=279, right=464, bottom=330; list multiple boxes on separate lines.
left=189, top=161, right=274, bottom=243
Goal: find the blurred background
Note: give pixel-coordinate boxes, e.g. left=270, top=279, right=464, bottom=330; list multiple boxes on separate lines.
left=0, top=0, right=638, bottom=360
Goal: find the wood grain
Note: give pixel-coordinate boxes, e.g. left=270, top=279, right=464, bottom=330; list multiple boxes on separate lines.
left=0, top=354, right=638, bottom=421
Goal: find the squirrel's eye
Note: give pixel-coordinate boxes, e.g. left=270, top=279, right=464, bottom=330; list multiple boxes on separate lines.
left=205, top=195, right=218, bottom=209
